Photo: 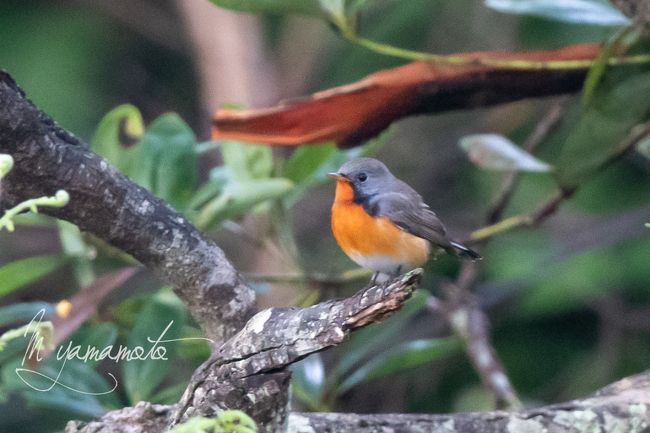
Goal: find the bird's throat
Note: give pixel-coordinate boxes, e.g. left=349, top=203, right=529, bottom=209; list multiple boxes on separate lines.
left=333, top=179, right=355, bottom=204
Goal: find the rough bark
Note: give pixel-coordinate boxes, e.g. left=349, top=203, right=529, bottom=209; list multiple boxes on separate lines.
left=66, top=369, right=650, bottom=433
left=0, top=70, right=255, bottom=343
left=65, top=403, right=172, bottom=433
left=289, top=371, right=650, bottom=432
left=64, top=271, right=422, bottom=433
left=171, top=270, right=421, bottom=429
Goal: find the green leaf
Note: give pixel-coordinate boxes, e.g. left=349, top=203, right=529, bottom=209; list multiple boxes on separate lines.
left=0, top=255, right=67, bottom=298
left=122, top=290, right=186, bottom=404
left=64, top=323, right=118, bottom=367
left=3, top=357, right=120, bottom=416
left=188, top=168, right=232, bottom=210
left=283, top=144, right=338, bottom=184
left=283, top=132, right=389, bottom=207
left=209, top=0, right=322, bottom=16
left=0, top=302, right=54, bottom=328
left=132, top=113, right=198, bottom=209
left=90, top=104, right=144, bottom=177
left=333, top=289, right=428, bottom=380
left=337, top=337, right=460, bottom=395
left=485, top=0, right=630, bottom=26
left=150, top=381, right=188, bottom=404
left=197, top=178, right=294, bottom=230
left=220, top=140, right=273, bottom=181
left=0, top=320, right=53, bottom=352
left=555, top=70, right=650, bottom=188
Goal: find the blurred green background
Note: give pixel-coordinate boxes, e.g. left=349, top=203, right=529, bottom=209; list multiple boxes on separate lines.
left=1, top=0, right=649, bottom=432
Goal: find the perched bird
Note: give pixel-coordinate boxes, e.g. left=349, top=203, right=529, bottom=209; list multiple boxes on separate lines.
left=329, top=158, right=480, bottom=283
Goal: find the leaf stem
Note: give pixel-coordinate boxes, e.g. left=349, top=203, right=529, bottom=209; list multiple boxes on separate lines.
left=0, top=190, right=70, bottom=232
left=470, top=215, right=532, bottom=242
left=338, top=20, right=650, bottom=70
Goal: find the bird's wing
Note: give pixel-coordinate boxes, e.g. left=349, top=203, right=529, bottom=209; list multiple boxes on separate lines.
left=366, top=192, right=451, bottom=248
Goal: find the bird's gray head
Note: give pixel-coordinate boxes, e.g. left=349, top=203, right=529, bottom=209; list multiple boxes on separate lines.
left=329, top=157, right=395, bottom=199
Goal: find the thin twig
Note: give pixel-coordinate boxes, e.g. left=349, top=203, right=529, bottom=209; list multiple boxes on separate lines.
left=470, top=120, right=650, bottom=243
left=428, top=104, right=573, bottom=409
left=486, top=100, right=569, bottom=224
left=447, top=119, right=650, bottom=408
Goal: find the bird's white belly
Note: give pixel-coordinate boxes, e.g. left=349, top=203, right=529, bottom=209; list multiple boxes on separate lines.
left=349, top=253, right=412, bottom=275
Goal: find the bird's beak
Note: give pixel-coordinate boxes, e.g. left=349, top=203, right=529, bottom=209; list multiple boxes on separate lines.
left=327, top=172, right=348, bottom=181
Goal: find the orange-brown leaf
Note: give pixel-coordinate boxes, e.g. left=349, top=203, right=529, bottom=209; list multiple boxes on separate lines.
left=213, top=43, right=600, bottom=148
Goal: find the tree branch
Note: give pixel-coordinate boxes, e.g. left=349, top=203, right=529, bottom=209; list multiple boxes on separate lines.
left=170, top=270, right=422, bottom=429
left=65, top=271, right=422, bottom=433
left=67, top=369, right=650, bottom=433
left=0, top=70, right=255, bottom=344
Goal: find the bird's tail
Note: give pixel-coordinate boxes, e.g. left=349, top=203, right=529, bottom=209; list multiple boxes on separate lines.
left=449, top=241, right=482, bottom=261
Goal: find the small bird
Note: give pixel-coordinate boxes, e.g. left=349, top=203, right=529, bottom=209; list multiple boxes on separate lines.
left=329, top=158, right=480, bottom=284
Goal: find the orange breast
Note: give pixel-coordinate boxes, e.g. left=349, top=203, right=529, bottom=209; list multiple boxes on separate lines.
left=331, top=180, right=429, bottom=269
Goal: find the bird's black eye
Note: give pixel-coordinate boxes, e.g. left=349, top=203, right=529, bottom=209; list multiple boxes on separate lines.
left=357, top=172, right=367, bottom=182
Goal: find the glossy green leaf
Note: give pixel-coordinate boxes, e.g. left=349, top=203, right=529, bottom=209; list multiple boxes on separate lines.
left=220, top=140, right=273, bottom=181
left=132, top=113, right=198, bottom=209
left=555, top=70, right=650, bottom=188
left=337, top=337, right=460, bottom=394
left=90, top=104, right=144, bottom=177
left=122, top=290, right=186, bottom=404
left=209, top=0, right=322, bottom=16
left=188, top=169, right=232, bottom=210
left=0, top=302, right=54, bottom=328
left=485, top=0, right=630, bottom=26
left=0, top=255, right=67, bottom=297
left=197, top=178, right=294, bottom=230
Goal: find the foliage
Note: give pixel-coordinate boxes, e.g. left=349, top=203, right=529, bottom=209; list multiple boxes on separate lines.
left=1, top=0, right=650, bottom=431
left=0, top=321, right=53, bottom=353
